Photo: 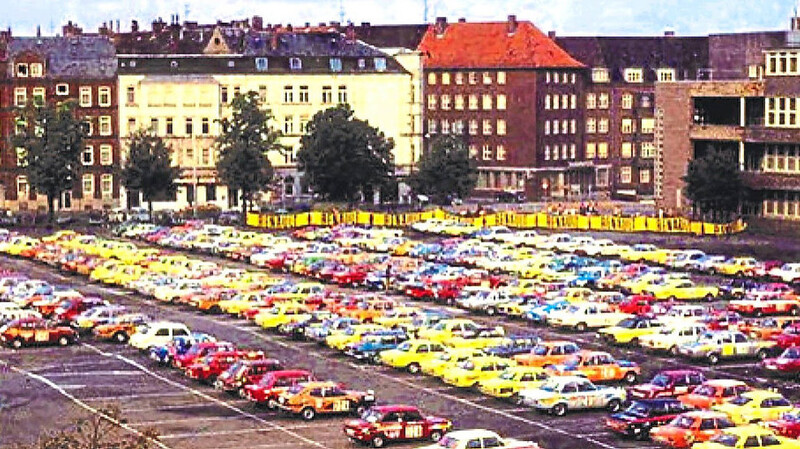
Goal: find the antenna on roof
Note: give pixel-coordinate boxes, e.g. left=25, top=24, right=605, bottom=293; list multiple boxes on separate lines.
left=185, top=3, right=190, bottom=21
left=339, top=0, right=345, bottom=24
left=423, top=0, right=429, bottom=23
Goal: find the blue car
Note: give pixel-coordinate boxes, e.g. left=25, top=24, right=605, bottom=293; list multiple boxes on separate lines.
left=483, top=334, right=541, bottom=357
left=148, top=332, right=216, bottom=365
left=343, top=329, right=409, bottom=363
left=524, top=299, right=570, bottom=324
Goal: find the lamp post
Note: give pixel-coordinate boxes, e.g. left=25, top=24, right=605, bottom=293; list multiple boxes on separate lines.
left=192, top=134, right=198, bottom=218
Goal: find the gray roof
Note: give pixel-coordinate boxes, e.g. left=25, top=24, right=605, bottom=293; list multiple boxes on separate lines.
left=8, top=36, right=116, bottom=79
left=243, top=31, right=388, bottom=57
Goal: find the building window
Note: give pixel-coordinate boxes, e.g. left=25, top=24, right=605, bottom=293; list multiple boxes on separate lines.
left=621, top=142, right=633, bottom=158
left=99, top=145, right=112, bottom=165
left=427, top=94, right=437, bottom=110
left=497, top=145, right=507, bottom=161
left=552, top=145, right=559, bottom=161
left=57, top=83, right=69, bottom=96
left=561, top=144, right=568, bottom=160
left=622, top=93, right=633, bottom=109
left=469, top=120, right=478, bottom=135
left=427, top=73, right=436, bottom=85
left=546, top=72, right=551, bottom=83
left=32, top=88, right=45, bottom=107
left=620, top=166, right=632, bottom=183
left=16, top=63, right=28, bottom=77
left=30, top=63, right=43, bottom=77
left=454, top=120, right=464, bottom=134
left=441, top=73, right=450, bottom=85
left=497, top=72, right=506, bottom=85
left=79, top=87, right=92, bottom=107
left=441, top=94, right=451, bottom=110
left=544, top=145, right=551, bottom=161
left=552, top=95, right=560, bottom=110
left=455, top=95, right=464, bottom=110
left=257, top=85, right=267, bottom=100
left=165, top=117, right=174, bottom=135
left=185, top=147, right=194, bottom=164
left=329, top=58, right=342, bottom=72
left=482, top=94, right=492, bottom=110
left=640, top=169, right=651, bottom=184
left=545, top=95, right=551, bottom=110
left=596, top=118, right=608, bottom=134
left=299, top=86, right=309, bottom=103
left=185, top=118, right=193, bottom=135
left=586, top=93, right=596, bottom=109
left=624, top=68, right=644, bottom=83
left=640, top=142, right=656, bottom=158
left=98, top=87, right=112, bottom=107
left=468, top=95, right=478, bottom=110
left=552, top=119, right=559, bottom=135
left=337, top=86, right=347, bottom=103
left=99, top=116, right=112, bottom=136
left=455, top=72, right=463, bottom=85
left=17, top=176, right=28, bottom=198
left=440, top=119, right=450, bottom=135
left=374, top=57, right=387, bottom=71
left=497, top=119, right=507, bottom=135
left=289, top=57, right=302, bottom=70
left=284, top=116, right=294, bottom=134
left=497, top=94, right=507, bottom=110
left=322, top=86, right=332, bottom=104
left=221, top=86, right=229, bottom=103
left=570, top=94, right=577, bottom=109
left=621, top=118, right=634, bottom=134
left=657, top=68, right=676, bottom=82
left=641, top=118, right=655, bottom=134
left=641, top=94, right=652, bottom=108
left=428, top=119, right=437, bottom=134
left=482, top=145, right=492, bottom=161
left=127, top=118, right=136, bottom=134
left=200, top=118, right=209, bottom=135
left=255, top=57, right=268, bottom=71
left=598, top=142, right=609, bottom=159
left=83, top=119, right=93, bottom=136
left=598, top=93, right=609, bottom=109
left=586, top=143, right=596, bottom=159
left=482, top=119, right=492, bottom=135
left=592, top=68, right=610, bottom=83
left=82, top=174, right=94, bottom=197
left=125, top=86, right=135, bottom=104
left=570, top=144, right=576, bottom=159
left=16, top=147, right=27, bottom=167
left=101, top=174, right=113, bottom=198
left=14, top=88, right=26, bottom=107
left=586, top=118, right=596, bottom=133
left=200, top=148, right=211, bottom=166
left=562, top=94, right=568, bottom=110
left=149, top=118, right=158, bottom=134
left=283, top=86, right=293, bottom=103
left=482, top=72, right=492, bottom=84
left=597, top=168, right=609, bottom=186
left=570, top=120, right=576, bottom=134
left=561, top=120, right=568, bottom=134
left=553, top=72, right=559, bottom=84
left=544, top=120, right=550, bottom=135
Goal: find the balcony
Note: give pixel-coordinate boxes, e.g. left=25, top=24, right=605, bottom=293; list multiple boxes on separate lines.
left=741, top=171, right=800, bottom=191
left=689, top=124, right=744, bottom=141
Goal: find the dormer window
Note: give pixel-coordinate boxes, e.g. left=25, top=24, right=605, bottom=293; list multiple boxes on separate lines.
left=358, top=59, right=366, bottom=69
left=374, top=57, right=386, bottom=72
left=624, top=68, right=644, bottom=83
left=30, top=63, right=43, bottom=77
left=289, top=57, right=302, bottom=70
left=56, top=84, right=69, bottom=96
left=657, top=68, right=675, bottom=82
left=592, top=68, right=609, bottom=83
left=255, top=57, right=268, bottom=72
left=16, top=63, right=28, bottom=77
left=227, top=60, right=235, bottom=68
left=329, top=58, right=342, bottom=72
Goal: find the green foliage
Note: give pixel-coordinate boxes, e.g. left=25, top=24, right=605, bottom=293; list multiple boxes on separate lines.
left=216, top=91, right=281, bottom=220
left=408, top=135, right=478, bottom=204
left=13, top=101, right=86, bottom=221
left=297, top=105, right=395, bottom=202
left=121, top=129, right=180, bottom=219
left=682, top=148, right=745, bottom=222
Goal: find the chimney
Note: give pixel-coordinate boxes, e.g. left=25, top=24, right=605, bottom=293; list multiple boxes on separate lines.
left=270, top=32, right=279, bottom=50
left=251, top=16, right=263, bottom=31
left=548, top=30, right=556, bottom=39
left=152, top=17, right=166, bottom=34
left=98, top=22, right=110, bottom=35
left=286, top=23, right=293, bottom=32
left=434, top=17, right=447, bottom=36
left=664, top=30, right=675, bottom=37
left=361, top=22, right=371, bottom=28
left=319, top=22, right=326, bottom=27
left=62, top=21, right=83, bottom=37
left=507, top=14, right=518, bottom=34
left=792, top=16, right=800, bottom=31
left=346, top=22, right=356, bottom=41
left=330, top=21, right=340, bottom=27
left=458, top=18, right=466, bottom=23
left=131, top=20, right=139, bottom=33
left=36, top=25, right=41, bottom=38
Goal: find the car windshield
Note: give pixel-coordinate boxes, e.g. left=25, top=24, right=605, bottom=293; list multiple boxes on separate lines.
left=457, top=361, right=475, bottom=370
left=709, top=434, right=739, bottom=447
left=538, top=382, right=558, bottom=392
left=650, top=374, right=671, bottom=387
left=499, top=370, right=517, bottom=380
left=692, top=385, right=716, bottom=396
left=616, top=318, right=638, bottom=329
left=625, top=402, right=650, bottom=418
left=669, top=415, right=694, bottom=429
left=287, top=384, right=305, bottom=395
left=437, top=436, right=460, bottom=449
left=728, top=396, right=752, bottom=406
left=532, top=345, right=549, bottom=356
left=783, top=347, right=800, bottom=359
left=361, top=409, right=382, bottom=423
left=395, top=342, right=412, bottom=352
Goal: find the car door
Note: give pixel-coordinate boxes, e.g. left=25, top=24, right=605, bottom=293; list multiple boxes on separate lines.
left=403, top=410, right=425, bottom=440
left=732, top=333, right=751, bottom=357
left=561, top=382, right=582, bottom=409
left=719, top=334, right=735, bottom=357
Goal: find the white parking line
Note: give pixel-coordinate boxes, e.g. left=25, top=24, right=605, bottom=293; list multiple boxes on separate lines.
left=83, top=391, right=192, bottom=402
left=130, top=415, right=250, bottom=427
left=44, top=370, right=145, bottom=377
left=158, top=423, right=322, bottom=440
left=122, top=402, right=221, bottom=413
left=0, top=360, right=172, bottom=449
left=82, top=343, right=331, bottom=449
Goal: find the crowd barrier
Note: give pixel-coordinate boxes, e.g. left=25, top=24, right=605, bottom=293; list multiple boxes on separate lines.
left=246, top=209, right=747, bottom=236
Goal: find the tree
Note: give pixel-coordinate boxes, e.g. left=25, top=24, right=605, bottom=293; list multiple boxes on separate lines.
left=682, top=147, right=745, bottom=223
left=298, top=105, right=395, bottom=202
left=216, top=91, right=282, bottom=222
left=408, top=135, right=478, bottom=204
left=13, top=101, right=85, bottom=222
left=120, top=130, right=180, bottom=220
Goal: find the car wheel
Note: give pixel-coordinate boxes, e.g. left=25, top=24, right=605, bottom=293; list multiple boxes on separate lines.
left=704, top=294, right=715, bottom=302
left=486, top=307, right=497, bottom=316
left=736, top=271, right=745, bottom=278
left=757, top=349, right=769, bottom=360
left=669, top=345, right=680, bottom=357
left=707, top=353, right=720, bottom=365
left=575, top=322, right=588, bottom=332
left=552, top=403, right=567, bottom=417
left=791, top=307, right=800, bottom=317
left=511, top=393, right=524, bottom=406
left=755, top=309, right=764, bottom=318
left=356, top=404, right=368, bottom=416
left=607, top=399, right=622, bottom=412
left=266, top=399, right=278, bottom=410
left=372, top=354, right=382, bottom=365
left=623, top=371, right=638, bottom=384
left=11, top=338, right=24, bottom=349
left=407, top=363, right=421, bottom=374
left=430, top=430, right=443, bottom=442
left=633, top=425, right=649, bottom=441
left=371, top=436, right=385, bottom=448
left=668, top=296, right=677, bottom=302
left=301, top=407, right=316, bottom=421
left=114, top=332, right=129, bottom=343
left=58, top=336, right=71, bottom=346
left=209, top=306, right=222, bottom=314
left=629, top=337, right=639, bottom=347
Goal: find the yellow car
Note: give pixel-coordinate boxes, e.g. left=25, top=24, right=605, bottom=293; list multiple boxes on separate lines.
left=3, top=236, right=40, bottom=256
left=420, top=348, right=486, bottom=377
left=326, top=324, right=385, bottom=350
left=120, top=248, right=161, bottom=266
left=443, top=328, right=506, bottom=350
left=379, top=339, right=448, bottom=374
left=712, top=390, right=793, bottom=425
left=89, top=260, right=123, bottom=283
left=148, top=255, right=191, bottom=274
left=553, top=287, right=595, bottom=303
left=692, top=425, right=800, bottom=449
left=596, top=317, right=663, bottom=345
left=715, top=257, right=760, bottom=277
left=114, top=265, right=146, bottom=288
left=477, top=366, right=549, bottom=401
left=217, top=291, right=270, bottom=315
left=619, top=244, right=659, bottom=262
left=41, top=230, right=77, bottom=243
left=372, top=306, right=420, bottom=328
left=620, top=273, right=669, bottom=295
left=253, top=303, right=311, bottom=330
left=645, top=279, right=719, bottom=301
left=442, top=356, right=516, bottom=388
left=417, top=319, right=483, bottom=344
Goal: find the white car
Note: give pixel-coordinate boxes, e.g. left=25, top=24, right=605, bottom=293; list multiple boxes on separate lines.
left=129, top=321, right=191, bottom=350
left=0, top=302, right=41, bottom=322
left=547, top=302, right=633, bottom=332
left=416, top=429, right=540, bottom=449
left=580, top=239, right=618, bottom=257
left=769, top=263, right=800, bottom=284
left=669, top=250, right=707, bottom=270
left=536, top=234, right=573, bottom=251
left=152, top=279, right=203, bottom=303
left=638, top=323, right=708, bottom=355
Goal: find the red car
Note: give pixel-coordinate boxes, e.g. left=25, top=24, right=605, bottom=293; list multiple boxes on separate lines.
left=244, top=369, right=315, bottom=408
left=215, top=358, right=283, bottom=394
left=766, top=413, right=800, bottom=438
left=52, top=296, right=106, bottom=323
left=628, top=370, right=705, bottom=400
left=701, top=311, right=743, bottom=331
left=332, top=266, right=370, bottom=287
left=616, top=295, right=654, bottom=315
left=761, top=347, right=800, bottom=378
left=343, top=405, right=452, bottom=448
left=185, top=350, right=264, bottom=384
left=770, top=323, right=800, bottom=349
left=172, top=341, right=235, bottom=369
left=0, top=317, right=79, bottom=348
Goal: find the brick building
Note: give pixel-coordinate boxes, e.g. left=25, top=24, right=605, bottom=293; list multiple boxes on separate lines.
left=0, top=27, right=119, bottom=211
left=418, top=16, right=588, bottom=200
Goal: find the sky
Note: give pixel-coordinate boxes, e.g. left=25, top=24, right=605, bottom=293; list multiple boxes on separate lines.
left=1, top=0, right=797, bottom=37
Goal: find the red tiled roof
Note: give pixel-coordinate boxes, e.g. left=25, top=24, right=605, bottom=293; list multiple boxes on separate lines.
left=418, top=21, right=584, bottom=69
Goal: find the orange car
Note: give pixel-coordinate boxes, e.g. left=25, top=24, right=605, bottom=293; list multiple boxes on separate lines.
left=92, top=313, right=151, bottom=343
left=513, top=341, right=581, bottom=367
left=650, top=411, right=735, bottom=448
left=545, top=350, right=641, bottom=384
left=739, top=317, right=800, bottom=340
left=340, top=299, right=395, bottom=323
left=677, top=379, right=750, bottom=409
left=275, top=381, right=375, bottom=420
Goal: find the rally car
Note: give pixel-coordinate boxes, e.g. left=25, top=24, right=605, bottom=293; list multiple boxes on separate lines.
left=342, top=405, right=452, bottom=448
left=0, top=317, right=78, bottom=348
left=244, top=370, right=314, bottom=409
left=677, top=379, right=750, bottom=410
left=519, top=376, right=626, bottom=416
left=276, top=381, right=375, bottom=420
left=605, top=398, right=691, bottom=440
left=677, top=330, right=776, bottom=365
left=628, top=370, right=706, bottom=400
left=712, top=390, right=793, bottom=425
left=597, top=316, right=663, bottom=345
left=512, top=341, right=581, bottom=367
left=649, top=411, right=736, bottom=448
left=692, top=425, right=800, bottom=449
left=546, top=351, right=640, bottom=384
left=441, top=356, right=515, bottom=388
left=477, top=366, right=550, bottom=402
left=379, top=339, right=448, bottom=374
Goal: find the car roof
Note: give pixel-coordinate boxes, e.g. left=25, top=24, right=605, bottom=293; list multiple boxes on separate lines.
left=704, top=379, right=747, bottom=387
left=372, top=405, right=420, bottom=413
left=656, top=369, right=702, bottom=376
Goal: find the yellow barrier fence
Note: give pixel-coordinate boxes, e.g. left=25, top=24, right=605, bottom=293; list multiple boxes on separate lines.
left=246, top=209, right=747, bottom=236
